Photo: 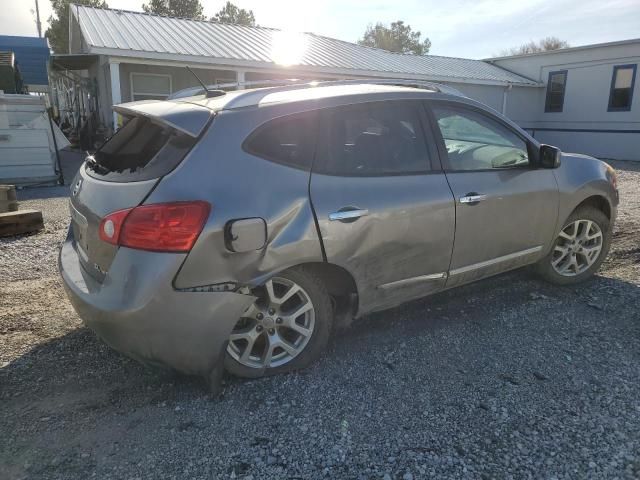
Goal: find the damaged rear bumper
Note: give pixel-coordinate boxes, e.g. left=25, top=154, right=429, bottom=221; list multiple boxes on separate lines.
left=58, top=231, right=255, bottom=376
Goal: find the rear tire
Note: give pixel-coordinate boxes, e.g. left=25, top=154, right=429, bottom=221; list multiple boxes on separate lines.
left=224, top=267, right=333, bottom=379
left=534, top=206, right=612, bottom=285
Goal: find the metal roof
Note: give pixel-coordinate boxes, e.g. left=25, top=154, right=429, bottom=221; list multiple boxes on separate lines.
left=0, top=35, right=50, bottom=86
left=70, top=5, right=538, bottom=87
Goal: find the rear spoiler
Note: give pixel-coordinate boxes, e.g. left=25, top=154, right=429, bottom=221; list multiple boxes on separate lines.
left=113, top=100, right=212, bottom=137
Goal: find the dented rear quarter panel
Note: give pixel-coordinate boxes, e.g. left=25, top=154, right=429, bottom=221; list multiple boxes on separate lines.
left=150, top=91, right=449, bottom=295
left=148, top=107, right=324, bottom=290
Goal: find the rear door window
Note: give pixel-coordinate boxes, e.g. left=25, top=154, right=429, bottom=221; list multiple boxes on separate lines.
left=243, top=111, right=318, bottom=170
left=314, top=101, right=431, bottom=176
left=85, top=115, right=196, bottom=182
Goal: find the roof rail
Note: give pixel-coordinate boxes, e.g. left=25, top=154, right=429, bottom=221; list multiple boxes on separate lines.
left=167, top=78, right=466, bottom=101
left=167, top=78, right=303, bottom=99
left=314, top=79, right=463, bottom=94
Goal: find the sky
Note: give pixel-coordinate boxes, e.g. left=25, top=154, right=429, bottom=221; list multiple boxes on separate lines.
left=1, top=0, right=639, bottom=59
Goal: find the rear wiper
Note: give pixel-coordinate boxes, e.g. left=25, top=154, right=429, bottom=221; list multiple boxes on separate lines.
left=85, top=154, right=110, bottom=174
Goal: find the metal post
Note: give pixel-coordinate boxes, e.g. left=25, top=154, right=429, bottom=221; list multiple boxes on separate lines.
left=502, top=83, right=512, bottom=115
left=109, top=62, right=121, bottom=131
left=35, top=0, right=42, bottom=38
left=236, top=70, right=246, bottom=90
left=47, top=107, right=64, bottom=185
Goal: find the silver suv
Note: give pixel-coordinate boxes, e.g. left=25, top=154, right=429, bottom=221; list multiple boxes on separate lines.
left=59, top=81, right=618, bottom=388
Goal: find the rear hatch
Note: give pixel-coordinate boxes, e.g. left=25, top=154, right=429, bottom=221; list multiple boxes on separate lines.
left=69, top=100, right=212, bottom=282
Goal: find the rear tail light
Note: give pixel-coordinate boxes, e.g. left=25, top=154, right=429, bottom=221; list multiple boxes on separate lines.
left=99, top=201, right=211, bottom=252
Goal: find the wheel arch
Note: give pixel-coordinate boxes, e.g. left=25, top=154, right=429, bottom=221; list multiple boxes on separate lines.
left=550, top=194, right=613, bottom=253
left=572, top=194, right=612, bottom=220
left=295, top=262, right=359, bottom=323
left=541, top=187, right=615, bottom=260
left=534, top=193, right=613, bottom=285
left=255, top=261, right=360, bottom=324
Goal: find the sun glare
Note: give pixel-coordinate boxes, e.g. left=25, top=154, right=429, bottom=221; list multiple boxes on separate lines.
left=271, top=30, right=308, bottom=66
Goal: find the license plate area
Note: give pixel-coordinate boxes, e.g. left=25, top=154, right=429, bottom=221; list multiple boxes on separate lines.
left=69, top=201, right=89, bottom=260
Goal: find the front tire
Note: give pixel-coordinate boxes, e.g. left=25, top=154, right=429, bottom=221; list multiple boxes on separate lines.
left=534, top=206, right=612, bottom=285
left=224, top=267, right=333, bottom=378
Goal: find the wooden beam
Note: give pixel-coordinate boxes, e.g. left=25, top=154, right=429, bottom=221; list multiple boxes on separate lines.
left=0, top=209, right=44, bottom=237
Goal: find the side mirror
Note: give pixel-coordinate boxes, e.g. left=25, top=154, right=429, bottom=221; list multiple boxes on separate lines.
left=539, top=144, right=561, bottom=168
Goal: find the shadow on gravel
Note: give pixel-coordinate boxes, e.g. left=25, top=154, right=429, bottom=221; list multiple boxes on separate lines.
left=16, top=185, right=70, bottom=201
left=0, top=327, right=206, bottom=410
left=2, top=268, right=639, bottom=479
left=2, top=268, right=638, bottom=404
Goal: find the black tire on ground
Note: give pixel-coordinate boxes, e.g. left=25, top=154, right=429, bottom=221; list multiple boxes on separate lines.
left=534, top=206, right=612, bottom=285
left=224, top=267, right=333, bottom=379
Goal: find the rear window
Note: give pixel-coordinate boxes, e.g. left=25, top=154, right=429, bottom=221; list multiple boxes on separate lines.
left=243, top=111, right=318, bottom=170
left=85, top=116, right=197, bottom=182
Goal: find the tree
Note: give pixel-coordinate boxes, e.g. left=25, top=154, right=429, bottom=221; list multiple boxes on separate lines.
left=499, top=37, right=570, bottom=56
left=46, top=0, right=108, bottom=54
left=358, top=21, right=431, bottom=55
left=142, top=0, right=204, bottom=20
left=211, top=1, right=256, bottom=26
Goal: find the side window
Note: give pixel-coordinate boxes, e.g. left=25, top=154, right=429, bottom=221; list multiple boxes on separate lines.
left=544, top=70, right=567, bottom=113
left=130, top=73, right=172, bottom=101
left=608, top=64, right=636, bottom=112
left=432, top=105, right=529, bottom=171
left=243, top=111, right=317, bottom=170
left=315, top=101, right=430, bottom=176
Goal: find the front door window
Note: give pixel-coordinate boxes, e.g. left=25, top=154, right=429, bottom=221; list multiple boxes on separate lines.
left=432, top=105, right=529, bottom=171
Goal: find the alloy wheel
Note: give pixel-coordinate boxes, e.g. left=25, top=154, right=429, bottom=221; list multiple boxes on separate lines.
left=227, top=277, right=315, bottom=369
left=551, top=219, right=603, bottom=277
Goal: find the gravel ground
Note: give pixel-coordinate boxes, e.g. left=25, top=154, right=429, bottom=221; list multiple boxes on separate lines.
left=1, top=158, right=639, bottom=480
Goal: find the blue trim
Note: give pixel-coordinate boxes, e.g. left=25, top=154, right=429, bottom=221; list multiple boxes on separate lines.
left=526, top=127, right=640, bottom=135
left=608, top=64, right=637, bottom=112
left=544, top=70, right=568, bottom=113
left=0, top=35, right=48, bottom=48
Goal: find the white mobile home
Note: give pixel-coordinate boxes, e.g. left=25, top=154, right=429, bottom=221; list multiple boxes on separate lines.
left=487, top=39, right=639, bottom=160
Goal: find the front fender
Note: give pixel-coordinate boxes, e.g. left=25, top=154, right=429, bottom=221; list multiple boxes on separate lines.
left=553, top=154, right=618, bottom=235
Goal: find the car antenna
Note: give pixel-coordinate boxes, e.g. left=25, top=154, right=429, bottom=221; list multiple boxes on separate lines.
left=186, top=66, right=225, bottom=98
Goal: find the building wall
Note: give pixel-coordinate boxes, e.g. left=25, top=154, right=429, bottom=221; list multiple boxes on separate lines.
left=446, top=82, right=507, bottom=113
left=111, top=62, right=526, bottom=115
left=503, top=85, right=545, bottom=123
left=490, top=42, right=640, bottom=160
left=96, top=60, right=541, bottom=142
left=96, top=54, right=640, bottom=161
left=91, top=55, right=640, bottom=162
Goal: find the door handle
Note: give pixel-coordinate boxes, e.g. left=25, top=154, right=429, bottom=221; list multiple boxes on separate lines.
left=329, top=208, right=369, bottom=222
left=459, top=193, right=487, bottom=205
